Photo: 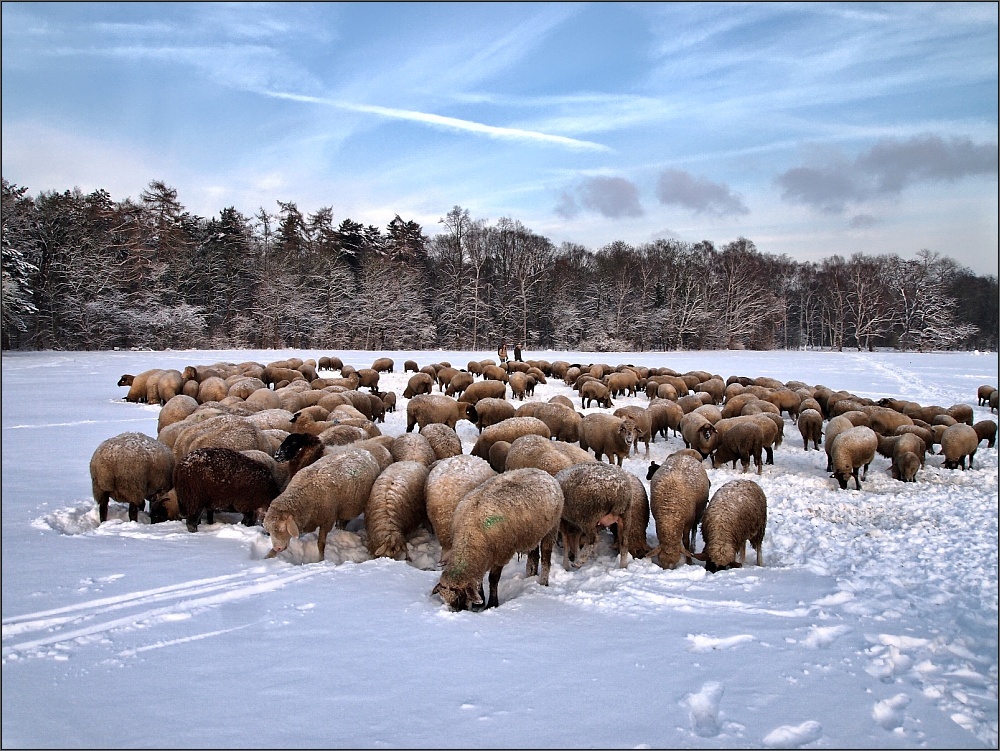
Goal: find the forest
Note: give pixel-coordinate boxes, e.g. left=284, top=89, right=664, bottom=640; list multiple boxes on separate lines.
left=2, top=178, right=997, bottom=353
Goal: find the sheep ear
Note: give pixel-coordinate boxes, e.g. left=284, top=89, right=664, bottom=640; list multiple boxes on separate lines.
left=431, top=582, right=441, bottom=596
left=286, top=518, right=299, bottom=538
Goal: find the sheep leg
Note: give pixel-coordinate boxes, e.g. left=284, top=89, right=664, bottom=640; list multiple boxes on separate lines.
left=317, top=524, right=332, bottom=562
left=538, top=531, right=555, bottom=585
left=486, top=565, right=503, bottom=609
left=765, top=446, right=774, bottom=465
left=128, top=502, right=140, bottom=523
left=185, top=514, right=200, bottom=533
left=852, top=468, right=862, bottom=490
left=525, top=546, right=539, bottom=578
left=205, top=509, right=214, bottom=525
left=96, top=494, right=110, bottom=523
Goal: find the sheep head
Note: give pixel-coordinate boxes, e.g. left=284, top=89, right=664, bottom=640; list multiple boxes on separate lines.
left=646, top=461, right=660, bottom=481
left=619, top=418, right=638, bottom=448
left=431, top=579, right=485, bottom=612
left=263, top=512, right=299, bottom=557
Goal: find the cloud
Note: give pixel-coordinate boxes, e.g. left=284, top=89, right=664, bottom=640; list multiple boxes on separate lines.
left=848, top=213, right=880, bottom=229
left=777, top=135, right=998, bottom=213
left=655, top=168, right=749, bottom=217
left=576, top=176, right=644, bottom=218
left=554, top=191, right=579, bottom=219
left=259, top=90, right=613, bottom=153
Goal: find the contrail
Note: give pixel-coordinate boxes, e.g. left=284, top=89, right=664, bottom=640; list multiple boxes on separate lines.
left=261, top=89, right=613, bottom=153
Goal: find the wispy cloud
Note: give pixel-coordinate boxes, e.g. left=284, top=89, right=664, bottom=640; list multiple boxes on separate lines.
left=656, top=169, right=748, bottom=217
left=776, top=135, right=998, bottom=213
left=259, top=90, right=613, bottom=152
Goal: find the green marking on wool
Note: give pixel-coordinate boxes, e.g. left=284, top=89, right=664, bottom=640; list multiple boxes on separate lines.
left=483, top=515, right=504, bottom=529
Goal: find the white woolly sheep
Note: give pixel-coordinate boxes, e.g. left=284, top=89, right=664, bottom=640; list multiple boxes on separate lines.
left=432, top=468, right=564, bottom=610
left=695, top=479, right=767, bottom=573
left=365, top=461, right=430, bottom=560
left=263, top=448, right=382, bottom=562
left=90, top=432, right=174, bottom=523
left=646, top=453, right=711, bottom=569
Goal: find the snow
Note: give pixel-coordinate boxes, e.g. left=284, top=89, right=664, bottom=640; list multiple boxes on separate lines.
left=2, top=347, right=997, bottom=749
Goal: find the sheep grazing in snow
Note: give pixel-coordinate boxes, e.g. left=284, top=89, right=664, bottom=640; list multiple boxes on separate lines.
left=457, top=379, right=508, bottom=406
left=712, top=419, right=766, bottom=475
left=973, top=419, right=997, bottom=449
left=371, top=357, right=394, bottom=373
left=405, top=394, right=478, bottom=433
left=515, top=401, right=582, bottom=443
left=554, top=461, right=633, bottom=570
left=503, top=433, right=592, bottom=476
left=419, top=423, right=464, bottom=460
left=940, top=423, right=980, bottom=470
left=365, top=461, right=429, bottom=560
left=579, top=380, right=614, bottom=409
left=474, top=398, right=518, bottom=432
left=169, top=447, right=280, bottom=532
left=425, top=455, right=497, bottom=566
left=432, top=468, right=564, bottom=611
left=976, top=385, right=996, bottom=406
left=797, top=408, right=823, bottom=451
left=694, top=479, right=768, bottom=573
left=829, top=425, right=878, bottom=490
left=263, top=448, right=382, bottom=562
left=390, top=432, right=438, bottom=466
left=646, top=453, right=711, bottom=569
left=90, top=432, right=174, bottom=523
left=471, top=416, right=551, bottom=461
left=403, top=372, right=434, bottom=399
left=678, top=412, right=719, bottom=459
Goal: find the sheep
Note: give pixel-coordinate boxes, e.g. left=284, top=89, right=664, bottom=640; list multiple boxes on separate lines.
left=425, top=455, right=497, bottom=566
left=246, top=387, right=282, bottom=411
left=797, top=408, right=823, bottom=451
left=169, top=447, right=280, bottom=532
left=172, top=414, right=272, bottom=460
left=379, top=390, right=397, bottom=414
left=613, top=405, right=652, bottom=456
left=677, top=393, right=711, bottom=414
left=371, top=357, right=394, bottom=374
left=471, top=416, right=551, bottom=460
left=432, top=468, right=564, bottom=610
left=146, top=369, right=185, bottom=405
left=445, top=371, right=474, bottom=398
left=419, top=423, right=464, bottom=460
left=830, top=425, right=878, bottom=490
left=946, top=403, right=974, bottom=426
left=823, top=415, right=857, bottom=472
left=992, top=390, right=999, bottom=414
left=647, top=399, right=684, bottom=440
left=578, top=413, right=638, bottom=467
left=474, top=397, right=518, bottom=432
left=554, top=461, right=633, bottom=570
left=356, top=368, right=380, bottom=393
left=458, top=379, right=508, bottom=405
left=692, top=403, right=724, bottom=424
left=977, top=385, right=996, bottom=406
left=508, top=372, right=529, bottom=401
left=894, top=423, right=937, bottom=454
left=548, top=394, right=576, bottom=410
left=481, top=364, right=509, bottom=383
left=645, top=453, right=711, bottom=569
left=406, top=394, right=478, bottom=433
left=605, top=370, right=638, bottom=398
left=319, top=424, right=373, bottom=446
left=391, top=433, right=438, bottom=466
left=262, top=366, right=306, bottom=389
left=933, top=414, right=958, bottom=428
left=504, top=434, right=580, bottom=476
left=712, top=419, right=766, bottom=474
left=613, top=473, right=652, bottom=561
left=227, top=377, right=266, bottom=400
left=579, top=380, right=614, bottom=409
left=867, top=407, right=914, bottom=436
left=694, top=378, right=726, bottom=405
left=876, top=432, right=927, bottom=467
left=679, top=412, right=720, bottom=459
left=764, top=388, right=801, bottom=419
left=488, top=440, right=511, bottom=473
left=695, top=479, right=768, bottom=573
left=894, top=452, right=921, bottom=483
left=90, top=432, right=175, bottom=523
left=515, top=401, right=582, bottom=442
left=263, top=448, right=382, bottom=562
left=122, top=369, right=164, bottom=403
left=365, top=461, right=429, bottom=560
left=157, top=394, right=200, bottom=434
left=973, top=419, right=997, bottom=449
left=940, top=423, right=980, bottom=469
left=240, top=449, right=290, bottom=492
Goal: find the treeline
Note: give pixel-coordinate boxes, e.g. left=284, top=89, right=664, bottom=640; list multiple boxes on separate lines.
left=2, top=178, right=997, bottom=352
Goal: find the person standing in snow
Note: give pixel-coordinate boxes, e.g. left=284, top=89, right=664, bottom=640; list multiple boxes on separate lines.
left=498, top=342, right=508, bottom=364
left=514, top=343, right=522, bottom=362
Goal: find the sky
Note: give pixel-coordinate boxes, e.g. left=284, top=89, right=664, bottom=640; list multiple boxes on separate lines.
left=2, top=347, right=997, bottom=748
left=2, top=2, right=998, bottom=275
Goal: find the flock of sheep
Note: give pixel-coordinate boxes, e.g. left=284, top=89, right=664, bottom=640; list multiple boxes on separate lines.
left=91, top=355, right=999, bottom=611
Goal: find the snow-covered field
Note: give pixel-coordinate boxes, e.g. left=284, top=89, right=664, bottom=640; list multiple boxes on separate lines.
left=2, top=347, right=997, bottom=749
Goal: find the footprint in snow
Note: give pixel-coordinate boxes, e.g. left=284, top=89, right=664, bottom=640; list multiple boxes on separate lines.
left=761, top=720, right=823, bottom=748
left=681, top=681, right=724, bottom=737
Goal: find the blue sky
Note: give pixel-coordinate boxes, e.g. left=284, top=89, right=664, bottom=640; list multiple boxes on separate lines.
left=2, top=2, right=997, bottom=274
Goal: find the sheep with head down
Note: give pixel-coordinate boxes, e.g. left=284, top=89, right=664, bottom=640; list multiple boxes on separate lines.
left=694, top=479, right=767, bottom=573
left=263, top=447, right=382, bottom=562
left=830, top=425, right=878, bottom=490
left=940, top=423, right=980, bottom=469
left=425, top=454, right=497, bottom=566
left=515, top=401, right=582, bottom=442
left=406, top=394, right=478, bottom=433
left=365, top=461, right=429, bottom=560
left=90, top=432, right=175, bottom=523
left=471, top=416, right=551, bottom=461
left=432, top=468, right=563, bottom=611
left=554, top=461, right=633, bottom=570
left=646, top=453, right=710, bottom=569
